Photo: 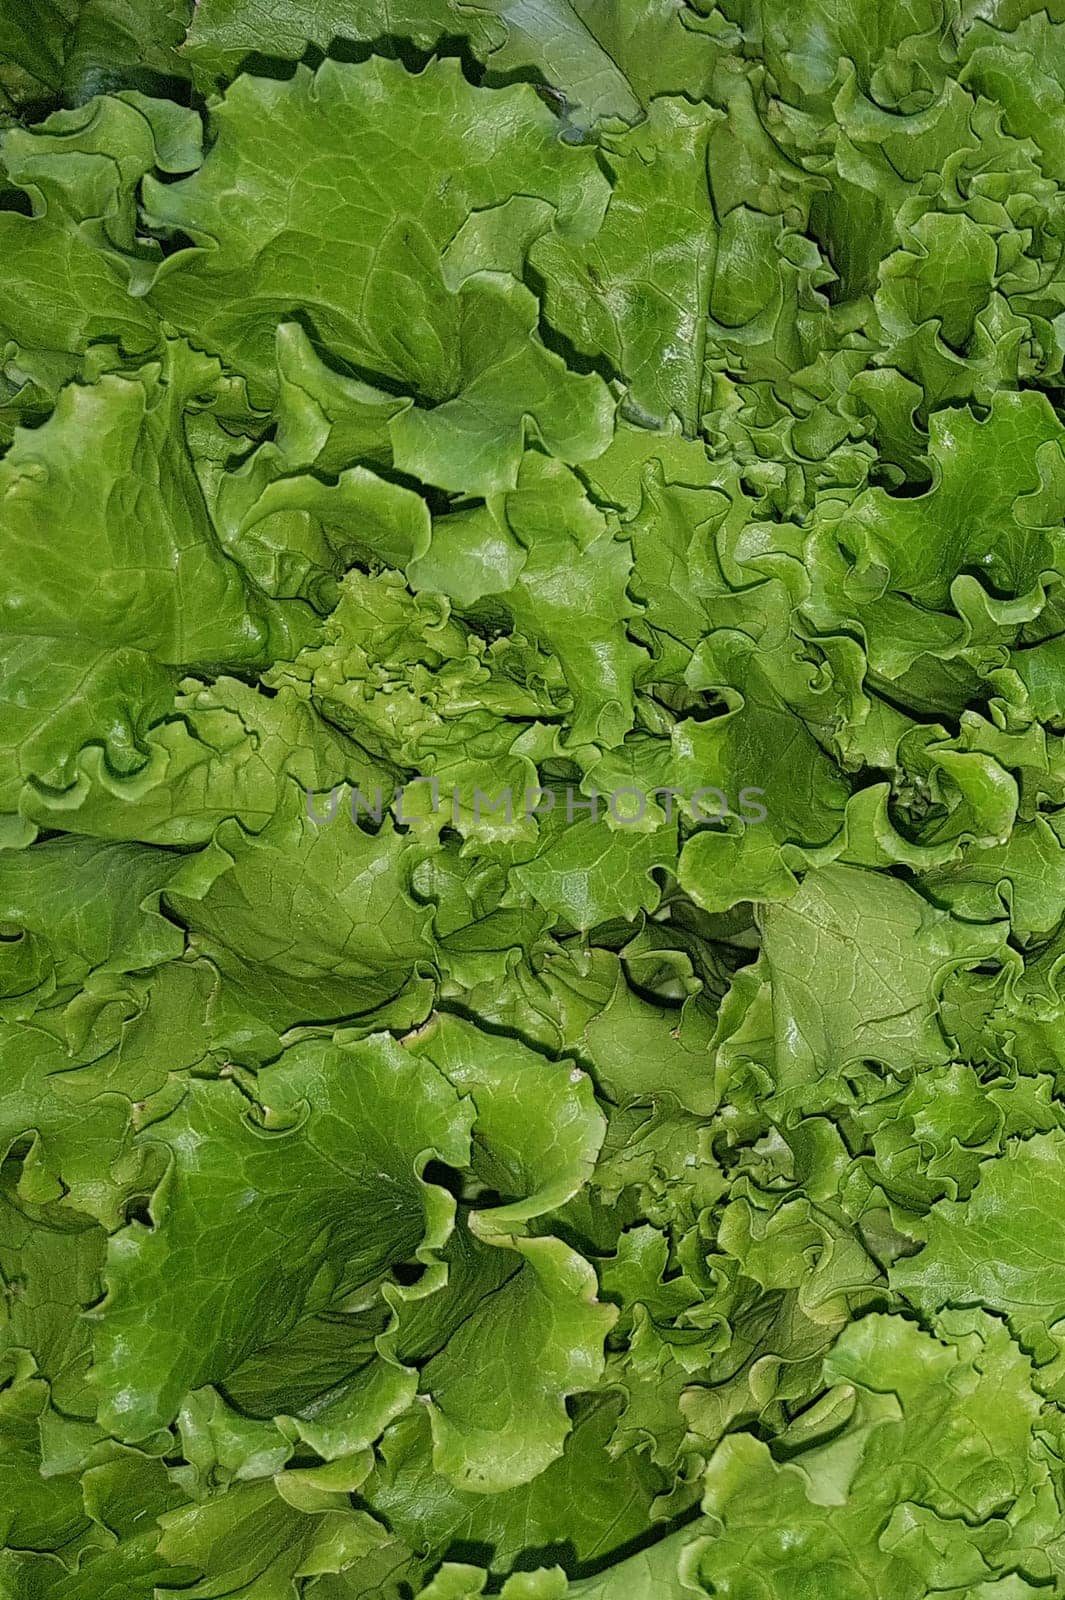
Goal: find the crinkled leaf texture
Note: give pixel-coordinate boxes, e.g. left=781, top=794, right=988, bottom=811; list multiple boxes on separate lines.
left=7, top=1, right=1065, bottom=1596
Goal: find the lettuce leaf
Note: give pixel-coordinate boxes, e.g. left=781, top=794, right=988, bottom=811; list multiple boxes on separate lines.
left=7, top=0, right=1065, bottom=1594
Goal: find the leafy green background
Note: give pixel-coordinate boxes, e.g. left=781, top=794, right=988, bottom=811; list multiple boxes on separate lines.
left=4, top=0, right=1065, bottom=1594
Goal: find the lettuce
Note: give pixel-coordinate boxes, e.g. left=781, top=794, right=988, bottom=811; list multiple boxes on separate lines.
left=4, top=1, right=1065, bottom=1595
